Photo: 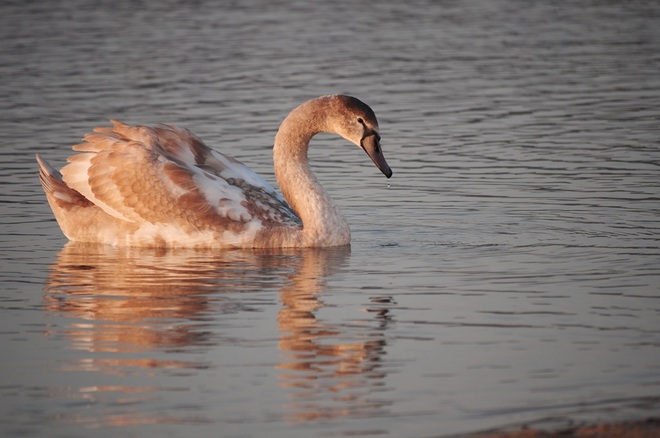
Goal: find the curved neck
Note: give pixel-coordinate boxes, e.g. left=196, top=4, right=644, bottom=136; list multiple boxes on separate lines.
left=273, top=99, right=350, bottom=246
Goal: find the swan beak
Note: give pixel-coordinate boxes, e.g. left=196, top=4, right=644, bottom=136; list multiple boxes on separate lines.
left=361, top=134, right=392, bottom=179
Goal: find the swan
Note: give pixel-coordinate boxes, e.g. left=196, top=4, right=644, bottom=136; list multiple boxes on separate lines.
left=36, top=95, right=392, bottom=248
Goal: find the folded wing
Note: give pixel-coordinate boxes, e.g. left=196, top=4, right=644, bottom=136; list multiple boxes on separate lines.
left=61, top=120, right=301, bottom=236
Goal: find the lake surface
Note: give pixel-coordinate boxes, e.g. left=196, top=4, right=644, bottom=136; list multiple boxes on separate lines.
left=1, top=0, right=659, bottom=437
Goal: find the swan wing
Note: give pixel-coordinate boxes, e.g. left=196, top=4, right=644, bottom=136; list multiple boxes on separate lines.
left=60, top=121, right=301, bottom=236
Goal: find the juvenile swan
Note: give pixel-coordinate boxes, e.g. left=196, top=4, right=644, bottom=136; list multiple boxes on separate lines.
left=36, top=95, right=392, bottom=248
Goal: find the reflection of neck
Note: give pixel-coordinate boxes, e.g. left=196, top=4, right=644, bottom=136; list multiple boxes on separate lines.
left=273, top=100, right=350, bottom=246
left=277, top=248, right=344, bottom=339
left=277, top=247, right=392, bottom=423
left=277, top=248, right=326, bottom=329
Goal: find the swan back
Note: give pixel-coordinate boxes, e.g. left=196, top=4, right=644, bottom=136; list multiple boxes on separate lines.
left=43, top=121, right=300, bottom=247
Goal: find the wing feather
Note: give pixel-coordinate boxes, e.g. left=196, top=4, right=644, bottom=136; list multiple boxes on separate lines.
left=60, top=120, right=301, bottom=235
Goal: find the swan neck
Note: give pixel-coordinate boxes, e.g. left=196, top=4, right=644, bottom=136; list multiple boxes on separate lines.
left=273, top=100, right=350, bottom=246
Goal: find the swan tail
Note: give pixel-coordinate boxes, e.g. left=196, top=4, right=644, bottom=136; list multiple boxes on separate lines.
left=36, top=153, right=94, bottom=230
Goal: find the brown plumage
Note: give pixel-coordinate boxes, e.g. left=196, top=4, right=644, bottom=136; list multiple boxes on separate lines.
left=37, top=95, right=391, bottom=248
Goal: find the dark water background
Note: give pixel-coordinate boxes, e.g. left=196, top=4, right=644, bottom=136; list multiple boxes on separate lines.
left=1, top=1, right=659, bottom=437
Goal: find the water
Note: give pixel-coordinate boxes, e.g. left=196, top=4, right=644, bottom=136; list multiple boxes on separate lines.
left=1, top=0, right=660, bottom=436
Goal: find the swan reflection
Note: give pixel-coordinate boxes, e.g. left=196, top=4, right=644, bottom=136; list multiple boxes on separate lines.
left=44, top=243, right=393, bottom=425
left=277, top=247, right=393, bottom=422
left=45, top=243, right=251, bottom=357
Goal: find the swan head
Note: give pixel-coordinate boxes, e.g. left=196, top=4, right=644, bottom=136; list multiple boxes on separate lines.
left=326, top=95, right=393, bottom=179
